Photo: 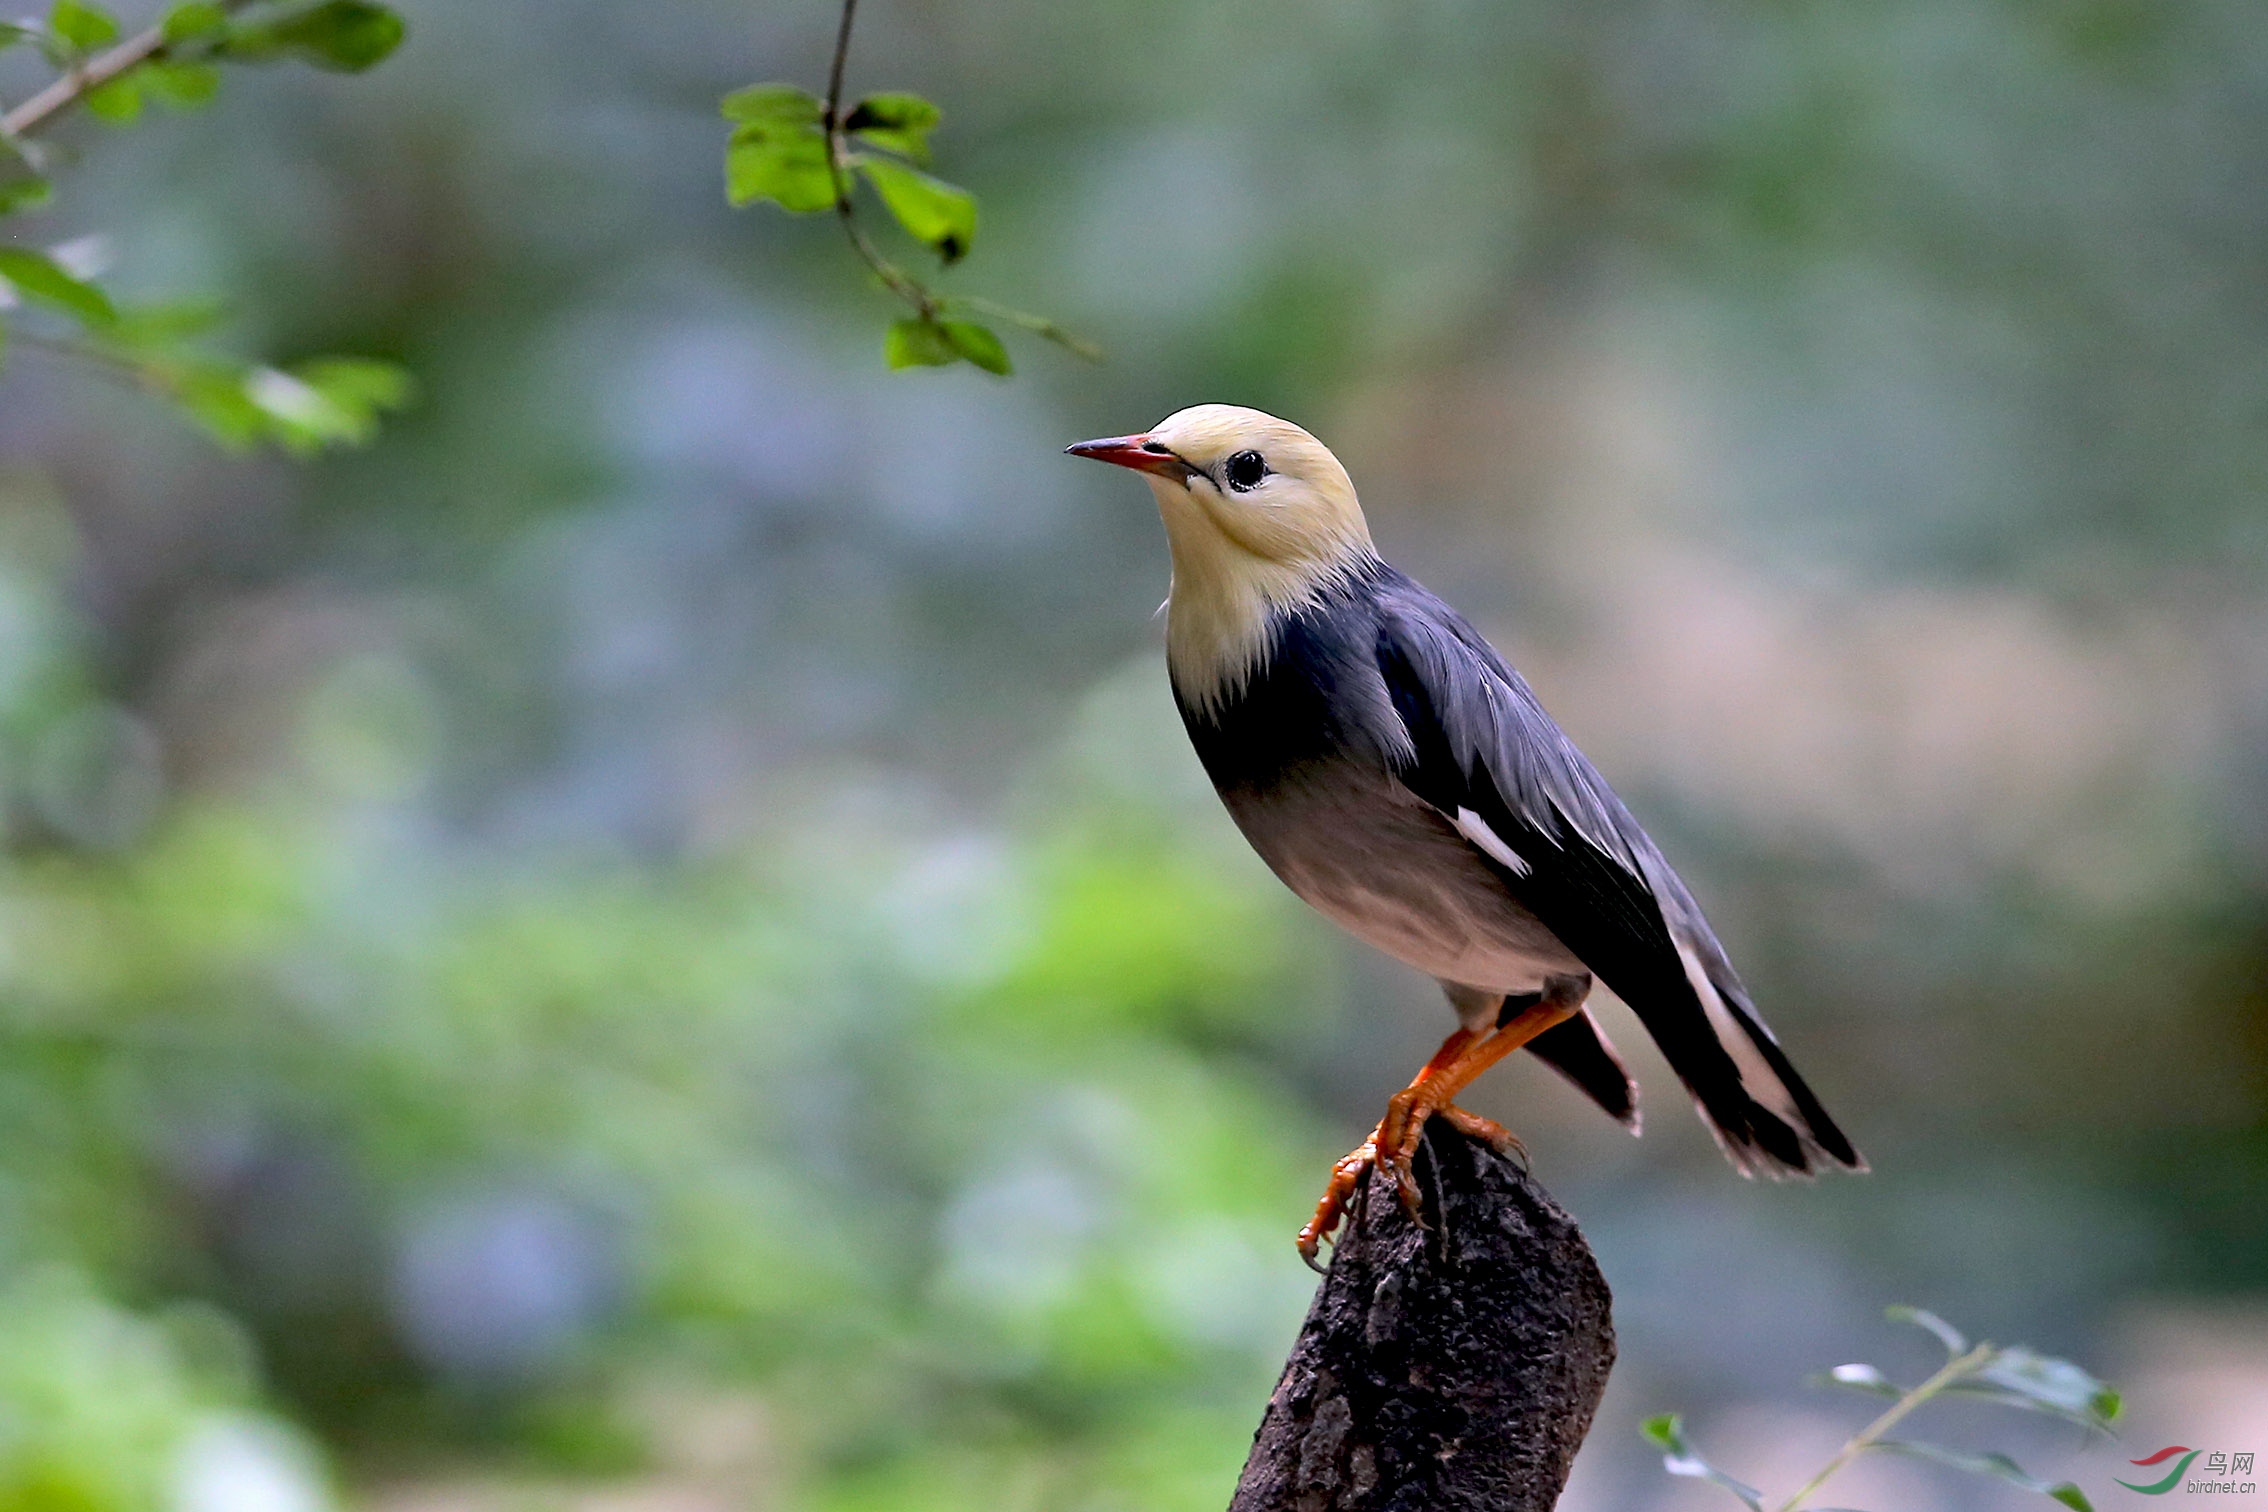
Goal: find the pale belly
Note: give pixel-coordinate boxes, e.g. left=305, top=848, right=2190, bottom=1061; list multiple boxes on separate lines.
left=1220, top=764, right=1584, bottom=996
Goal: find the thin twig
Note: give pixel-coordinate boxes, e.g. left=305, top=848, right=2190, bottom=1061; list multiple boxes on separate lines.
left=1779, top=1343, right=1995, bottom=1512
left=822, top=0, right=857, bottom=129
left=6, top=328, right=166, bottom=389
left=3, top=26, right=166, bottom=138
left=810, top=0, right=1094, bottom=357
left=10, top=18, right=169, bottom=137
left=3, top=0, right=258, bottom=139
left=950, top=293, right=1104, bottom=360
left=818, top=0, right=935, bottom=319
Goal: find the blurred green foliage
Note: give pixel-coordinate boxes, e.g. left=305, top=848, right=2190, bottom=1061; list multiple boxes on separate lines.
left=0, top=468, right=1335, bottom=1505
left=0, top=1268, right=330, bottom=1512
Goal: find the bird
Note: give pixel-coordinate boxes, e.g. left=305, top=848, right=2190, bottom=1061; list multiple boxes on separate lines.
left=1068, top=404, right=1863, bottom=1264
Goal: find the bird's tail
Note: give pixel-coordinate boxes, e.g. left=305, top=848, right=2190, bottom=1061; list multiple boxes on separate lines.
left=1524, top=1008, right=1640, bottom=1132
left=1672, top=942, right=1865, bottom=1177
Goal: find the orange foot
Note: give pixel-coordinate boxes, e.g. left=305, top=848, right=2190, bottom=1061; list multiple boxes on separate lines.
left=1293, top=996, right=1573, bottom=1269
left=1439, top=1104, right=1526, bottom=1161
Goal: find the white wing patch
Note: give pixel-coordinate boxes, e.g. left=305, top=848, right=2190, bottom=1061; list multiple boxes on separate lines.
left=1454, top=807, right=1531, bottom=877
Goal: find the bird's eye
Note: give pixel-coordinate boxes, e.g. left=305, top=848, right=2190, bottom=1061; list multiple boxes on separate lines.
left=1224, top=450, right=1268, bottom=491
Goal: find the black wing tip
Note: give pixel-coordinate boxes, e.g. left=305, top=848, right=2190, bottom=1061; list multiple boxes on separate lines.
left=1593, top=1093, right=1643, bottom=1135
left=1711, top=1108, right=1868, bottom=1180
left=1523, top=1010, right=1643, bottom=1132
left=1706, top=991, right=1867, bottom=1176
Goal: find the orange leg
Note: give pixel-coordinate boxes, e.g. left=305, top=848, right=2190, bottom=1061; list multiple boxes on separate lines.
left=1295, top=997, right=1577, bottom=1266
left=1292, top=1027, right=1474, bottom=1268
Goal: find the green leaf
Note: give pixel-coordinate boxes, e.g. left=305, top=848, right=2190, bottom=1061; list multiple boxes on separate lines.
left=167, top=360, right=265, bottom=448
left=1888, top=1306, right=1969, bottom=1356
left=0, top=20, right=39, bottom=49
left=0, top=178, right=54, bottom=215
left=160, top=0, right=228, bottom=42
left=1640, top=1414, right=1765, bottom=1511
left=224, top=0, right=405, bottom=71
left=141, top=57, right=221, bottom=107
left=49, top=0, right=118, bottom=51
left=942, top=320, right=1008, bottom=374
left=242, top=359, right=408, bottom=453
left=1876, top=1440, right=2093, bottom=1510
left=720, top=82, right=821, bottom=125
left=244, top=366, right=336, bottom=442
left=724, top=122, right=836, bottom=213
left=82, top=73, right=142, bottom=121
left=104, top=297, right=227, bottom=344
left=0, top=247, right=115, bottom=324
left=884, top=317, right=957, bottom=369
left=74, top=335, right=407, bottom=454
left=1819, top=1361, right=1902, bottom=1397
left=844, top=91, right=939, bottom=162
left=857, top=157, right=975, bottom=262
left=294, top=354, right=414, bottom=417
left=1952, top=1346, right=2120, bottom=1429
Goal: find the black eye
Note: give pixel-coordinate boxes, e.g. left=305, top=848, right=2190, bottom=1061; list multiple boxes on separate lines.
left=1224, top=450, right=1268, bottom=491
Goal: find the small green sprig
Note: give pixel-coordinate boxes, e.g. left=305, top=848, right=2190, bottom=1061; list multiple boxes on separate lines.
left=1643, top=1306, right=2120, bottom=1512
left=722, top=0, right=1095, bottom=377
left=0, top=0, right=414, bottom=454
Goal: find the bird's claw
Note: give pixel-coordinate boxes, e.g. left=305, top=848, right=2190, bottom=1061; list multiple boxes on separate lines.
left=1295, top=1136, right=1377, bottom=1270
left=1292, top=1119, right=1434, bottom=1269
left=1439, top=1105, right=1528, bottom=1166
left=1294, top=1103, right=1525, bottom=1267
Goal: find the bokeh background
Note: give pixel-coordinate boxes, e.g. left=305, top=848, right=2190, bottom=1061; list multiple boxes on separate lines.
left=2, top=1, right=2265, bottom=1508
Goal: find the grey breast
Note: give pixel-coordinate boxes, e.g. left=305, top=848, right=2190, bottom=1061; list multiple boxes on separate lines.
left=1221, top=757, right=1586, bottom=997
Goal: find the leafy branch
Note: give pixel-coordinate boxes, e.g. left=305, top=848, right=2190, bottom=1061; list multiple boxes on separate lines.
left=1643, top=1306, right=2121, bottom=1512
left=0, top=0, right=413, bottom=453
left=722, top=0, right=1095, bottom=376
left=1, top=1, right=200, bottom=139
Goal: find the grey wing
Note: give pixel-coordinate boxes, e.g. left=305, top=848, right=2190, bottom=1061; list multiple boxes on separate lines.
left=1371, top=576, right=1862, bottom=1176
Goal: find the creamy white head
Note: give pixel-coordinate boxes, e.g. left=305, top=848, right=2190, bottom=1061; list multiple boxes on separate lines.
left=1067, top=404, right=1375, bottom=716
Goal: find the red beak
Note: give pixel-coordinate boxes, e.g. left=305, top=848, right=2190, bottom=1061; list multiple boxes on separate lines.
left=1065, top=433, right=1195, bottom=480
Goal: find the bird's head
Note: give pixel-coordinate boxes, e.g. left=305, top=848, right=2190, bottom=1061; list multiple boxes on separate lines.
left=1067, top=404, right=1373, bottom=575
left=1068, top=404, right=1376, bottom=710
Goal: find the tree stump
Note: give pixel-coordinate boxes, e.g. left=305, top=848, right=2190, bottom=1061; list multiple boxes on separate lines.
left=1230, top=1121, right=1616, bottom=1512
